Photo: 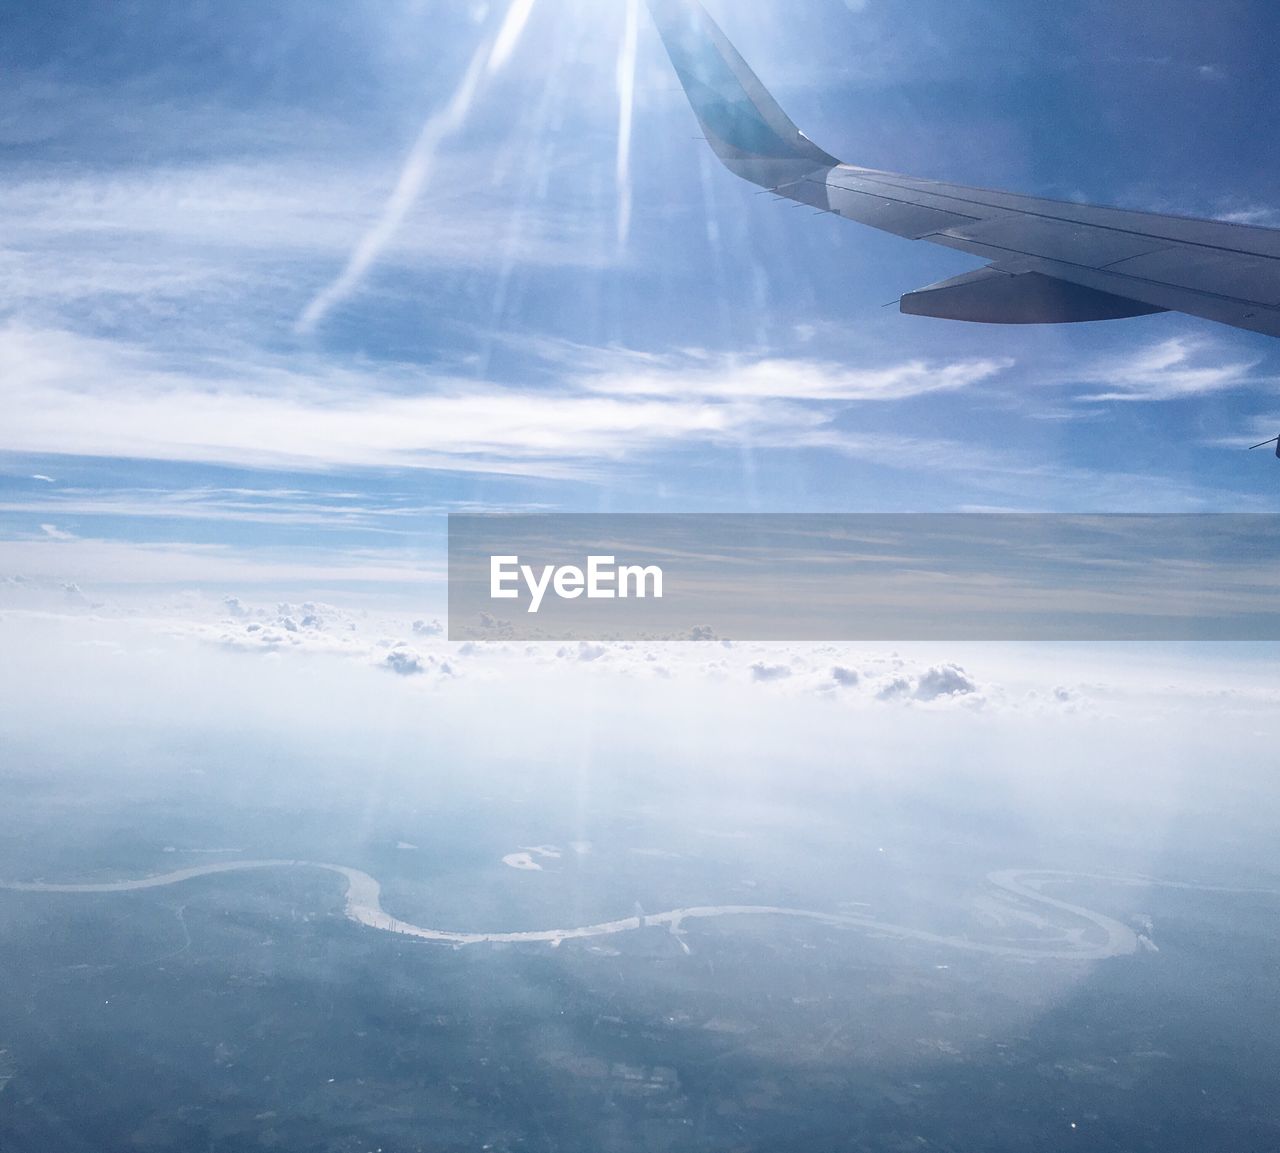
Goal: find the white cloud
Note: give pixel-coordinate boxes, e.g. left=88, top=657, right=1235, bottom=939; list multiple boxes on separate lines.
left=913, top=663, right=978, bottom=701
left=0, top=323, right=1012, bottom=479
left=556, top=342, right=1010, bottom=402
left=876, top=675, right=913, bottom=701
left=4, top=604, right=1279, bottom=899
left=1215, top=205, right=1280, bottom=227
left=0, top=154, right=611, bottom=330
left=0, top=534, right=443, bottom=587
left=384, top=649, right=427, bottom=676
left=751, top=661, right=792, bottom=683
left=6, top=585, right=1280, bottom=750
left=0, top=488, right=503, bottom=534
left=1073, top=338, right=1259, bottom=402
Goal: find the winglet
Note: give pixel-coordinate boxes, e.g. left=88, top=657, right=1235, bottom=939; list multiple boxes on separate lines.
left=1249, top=435, right=1280, bottom=458
left=645, top=0, right=840, bottom=189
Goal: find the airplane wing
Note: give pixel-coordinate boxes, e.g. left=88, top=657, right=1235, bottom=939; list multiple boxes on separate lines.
left=645, top=0, right=1280, bottom=338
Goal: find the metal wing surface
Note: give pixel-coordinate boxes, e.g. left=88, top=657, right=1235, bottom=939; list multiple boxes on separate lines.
left=646, top=0, right=1280, bottom=337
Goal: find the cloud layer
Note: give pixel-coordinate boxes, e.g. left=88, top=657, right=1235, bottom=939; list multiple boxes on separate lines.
left=0, top=323, right=1012, bottom=479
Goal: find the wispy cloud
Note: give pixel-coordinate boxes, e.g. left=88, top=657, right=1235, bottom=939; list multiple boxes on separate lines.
left=0, top=323, right=1012, bottom=479
left=0, top=157, right=609, bottom=328
left=296, top=0, right=542, bottom=333
left=0, top=535, right=442, bottom=588
left=1215, top=205, right=1280, bottom=227
left=579, top=348, right=1011, bottom=402
left=1241, top=417, right=1280, bottom=451
left=1072, top=337, right=1259, bottom=402
left=1, top=491, right=437, bottom=534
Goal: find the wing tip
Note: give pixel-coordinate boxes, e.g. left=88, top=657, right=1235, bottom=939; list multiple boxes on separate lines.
left=645, top=0, right=840, bottom=187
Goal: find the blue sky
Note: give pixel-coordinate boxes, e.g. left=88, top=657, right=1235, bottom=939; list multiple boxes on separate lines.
left=3, top=0, right=1280, bottom=606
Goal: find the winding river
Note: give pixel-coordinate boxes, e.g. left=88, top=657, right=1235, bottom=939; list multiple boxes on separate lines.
left=0, top=859, right=1153, bottom=961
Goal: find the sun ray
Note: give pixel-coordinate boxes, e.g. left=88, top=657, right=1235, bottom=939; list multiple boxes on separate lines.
left=615, top=0, right=640, bottom=250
